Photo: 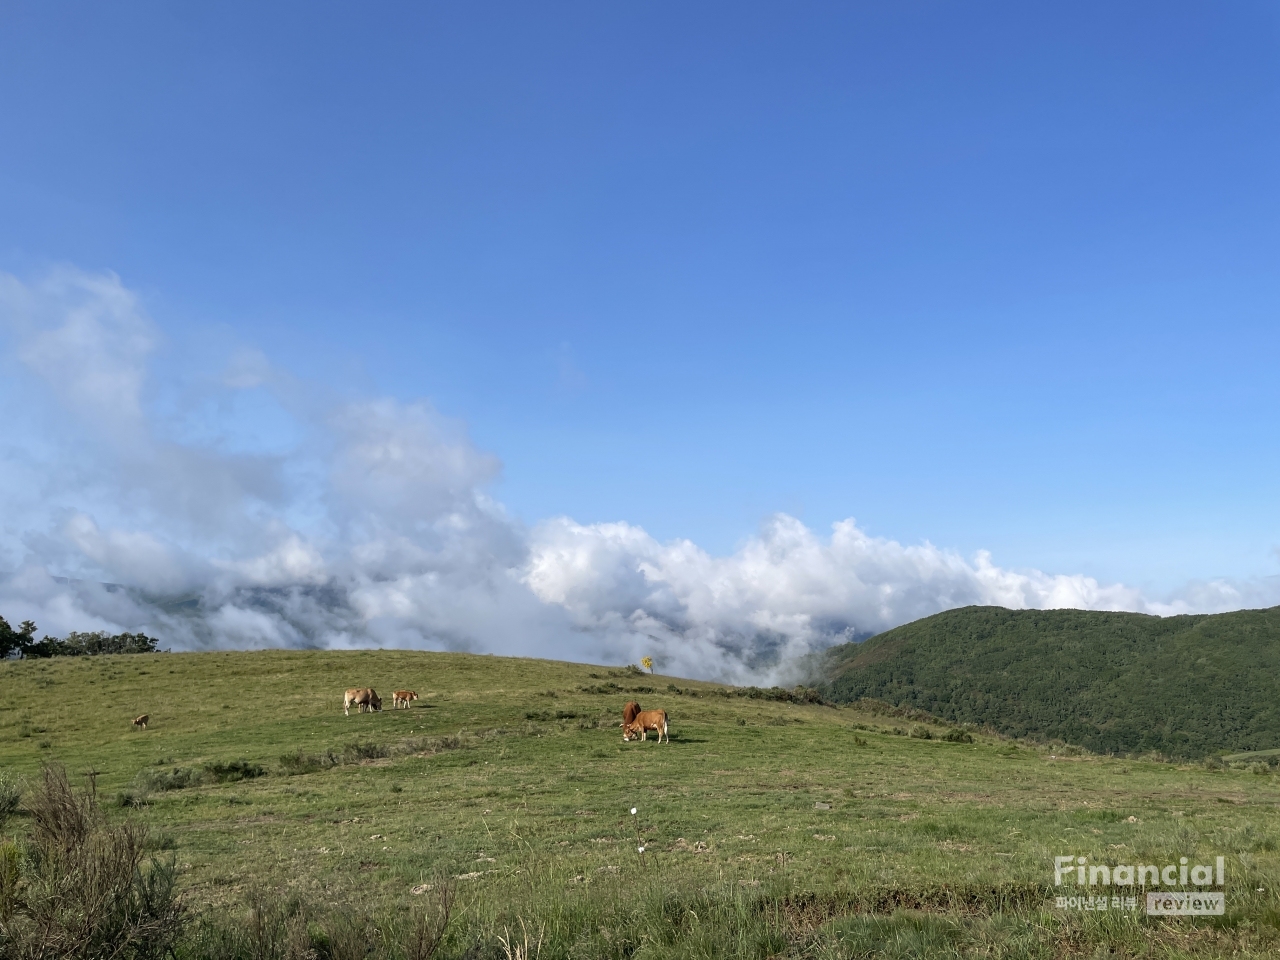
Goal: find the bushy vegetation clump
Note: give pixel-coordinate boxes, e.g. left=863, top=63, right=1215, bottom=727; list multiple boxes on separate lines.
left=0, top=773, right=22, bottom=829
left=0, top=766, right=185, bottom=960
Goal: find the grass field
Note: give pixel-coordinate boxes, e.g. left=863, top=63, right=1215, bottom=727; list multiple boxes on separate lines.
left=3, top=649, right=1280, bottom=958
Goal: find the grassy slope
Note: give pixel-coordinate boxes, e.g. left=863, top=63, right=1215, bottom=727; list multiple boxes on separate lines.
left=2, top=649, right=1280, bottom=957
left=820, top=605, right=1280, bottom=758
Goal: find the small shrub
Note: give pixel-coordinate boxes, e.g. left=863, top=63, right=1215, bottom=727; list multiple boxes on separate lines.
left=138, top=766, right=203, bottom=792
left=145, top=833, right=177, bottom=851
left=343, top=741, right=390, bottom=763
left=279, top=749, right=338, bottom=775
left=0, top=765, right=185, bottom=958
left=0, top=773, right=21, bottom=828
left=909, top=725, right=933, bottom=740
left=399, top=883, right=454, bottom=960
left=578, top=682, right=622, bottom=695
left=942, top=729, right=974, bottom=744
left=204, top=760, right=266, bottom=783
left=711, top=684, right=833, bottom=706
left=188, top=890, right=313, bottom=960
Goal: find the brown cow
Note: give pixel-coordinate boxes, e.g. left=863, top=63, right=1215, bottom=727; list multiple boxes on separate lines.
left=343, top=688, right=383, bottom=715
left=132, top=714, right=149, bottom=730
left=392, top=690, right=418, bottom=709
left=623, top=709, right=668, bottom=744
left=622, top=700, right=641, bottom=728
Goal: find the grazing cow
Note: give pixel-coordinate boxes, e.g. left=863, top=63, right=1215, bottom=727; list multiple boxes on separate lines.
left=392, top=690, right=418, bottom=709
left=343, top=688, right=383, bottom=715
left=623, top=709, right=669, bottom=744
left=622, top=700, right=642, bottom=727
left=132, top=714, right=149, bottom=730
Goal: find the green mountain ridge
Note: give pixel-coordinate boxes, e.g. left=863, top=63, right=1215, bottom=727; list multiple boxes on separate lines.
left=818, top=604, right=1280, bottom=759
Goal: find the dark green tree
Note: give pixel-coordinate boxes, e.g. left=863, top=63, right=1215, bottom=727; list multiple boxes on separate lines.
left=0, top=617, right=37, bottom=659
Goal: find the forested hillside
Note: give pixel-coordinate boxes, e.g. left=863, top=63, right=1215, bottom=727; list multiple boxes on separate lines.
left=820, top=605, right=1280, bottom=758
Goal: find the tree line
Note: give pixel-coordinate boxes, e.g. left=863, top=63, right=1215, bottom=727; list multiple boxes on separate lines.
left=0, top=615, right=161, bottom=659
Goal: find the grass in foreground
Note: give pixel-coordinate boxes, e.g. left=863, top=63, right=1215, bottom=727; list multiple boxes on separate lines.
left=2, top=649, right=1280, bottom=958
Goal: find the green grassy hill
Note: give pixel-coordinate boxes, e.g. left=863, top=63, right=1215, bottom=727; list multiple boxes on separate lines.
left=2, top=648, right=1280, bottom=958
left=819, top=605, right=1280, bottom=759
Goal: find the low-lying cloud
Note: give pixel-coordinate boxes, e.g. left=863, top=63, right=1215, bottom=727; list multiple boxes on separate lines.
left=2, top=268, right=1275, bottom=682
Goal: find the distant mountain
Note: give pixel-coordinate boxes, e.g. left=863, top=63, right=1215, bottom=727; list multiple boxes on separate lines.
left=818, top=605, right=1280, bottom=759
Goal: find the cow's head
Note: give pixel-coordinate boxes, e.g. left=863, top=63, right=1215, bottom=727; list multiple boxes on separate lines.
left=622, top=721, right=640, bottom=741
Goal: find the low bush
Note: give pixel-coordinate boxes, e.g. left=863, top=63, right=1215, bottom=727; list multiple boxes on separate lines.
left=278, top=748, right=340, bottom=775
left=524, top=709, right=583, bottom=721
left=0, top=765, right=184, bottom=959
left=343, top=740, right=390, bottom=763
left=203, top=760, right=266, bottom=783
left=138, top=766, right=204, bottom=792
left=0, top=772, right=21, bottom=828
left=181, top=884, right=454, bottom=960
left=709, top=684, right=833, bottom=706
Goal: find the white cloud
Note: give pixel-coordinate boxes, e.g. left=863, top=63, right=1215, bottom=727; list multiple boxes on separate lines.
left=1, top=267, right=1276, bottom=680
left=0, top=267, right=156, bottom=439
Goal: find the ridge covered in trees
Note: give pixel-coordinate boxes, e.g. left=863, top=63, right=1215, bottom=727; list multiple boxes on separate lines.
left=819, top=604, right=1280, bottom=759
left=0, top=616, right=161, bottom=659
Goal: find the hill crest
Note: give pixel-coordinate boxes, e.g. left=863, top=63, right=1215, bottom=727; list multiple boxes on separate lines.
left=818, top=604, right=1280, bottom=758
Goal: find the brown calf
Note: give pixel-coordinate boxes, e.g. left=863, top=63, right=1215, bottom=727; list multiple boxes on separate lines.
left=392, top=690, right=418, bottom=709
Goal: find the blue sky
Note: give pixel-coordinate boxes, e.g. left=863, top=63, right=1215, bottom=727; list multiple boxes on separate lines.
left=2, top=3, right=1279, bottom=668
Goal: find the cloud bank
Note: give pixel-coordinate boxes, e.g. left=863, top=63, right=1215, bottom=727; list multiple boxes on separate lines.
left=1, top=268, right=1275, bottom=682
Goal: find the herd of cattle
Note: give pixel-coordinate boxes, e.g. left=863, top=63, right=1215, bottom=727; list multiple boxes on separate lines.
left=340, top=690, right=669, bottom=742
left=130, top=687, right=669, bottom=742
